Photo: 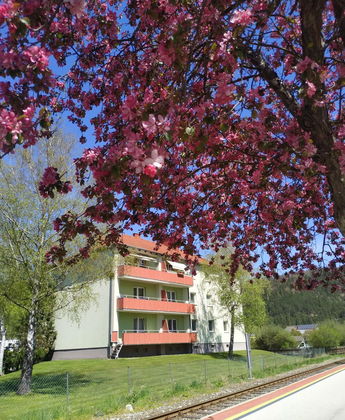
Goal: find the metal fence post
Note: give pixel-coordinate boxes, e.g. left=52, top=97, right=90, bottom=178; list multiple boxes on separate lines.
left=66, top=373, right=70, bottom=416
left=245, top=333, right=253, bottom=379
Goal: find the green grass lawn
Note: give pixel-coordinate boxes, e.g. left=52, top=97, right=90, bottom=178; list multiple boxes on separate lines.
left=0, top=350, right=338, bottom=420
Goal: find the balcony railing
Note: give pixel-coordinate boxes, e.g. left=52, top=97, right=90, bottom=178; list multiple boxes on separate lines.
left=121, top=330, right=197, bottom=345
left=119, top=294, right=189, bottom=303
left=118, top=265, right=193, bottom=286
left=117, top=295, right=195, bottom=314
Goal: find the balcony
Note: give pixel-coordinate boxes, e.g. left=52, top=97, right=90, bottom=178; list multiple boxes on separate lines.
left=117, top=296, right=195, bottom=314
left=118, top=265, right=193, bottom=286
left=121, top=330, right=197, bottom=345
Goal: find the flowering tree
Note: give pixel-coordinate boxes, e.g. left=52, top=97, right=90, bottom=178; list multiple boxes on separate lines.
left=0, top=1, right=344, bottom=289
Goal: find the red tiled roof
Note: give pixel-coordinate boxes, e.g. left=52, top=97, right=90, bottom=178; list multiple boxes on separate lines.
left=120, top=234, right=207, bottom=263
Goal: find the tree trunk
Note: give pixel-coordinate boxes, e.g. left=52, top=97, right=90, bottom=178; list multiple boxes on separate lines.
left=242, top=1, right=345, bottom=239
left=17, top=306, right=36, bottom=395
left=228, top=307, right=235, bottom=359
left=0, top=318, right=6, bottom=376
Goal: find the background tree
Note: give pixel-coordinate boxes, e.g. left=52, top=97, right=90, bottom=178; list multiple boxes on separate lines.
left=241, top=277, right=270, bottom=334
left=307, top=320, right=343, bottom=349
left=255, top=325, right=297, bottom=352
left=265, top=276, right=345, bottom=326
left=0, top=296, right=22, bottom=376
left=0, top=133, right=112, bottom=394
left=0, top=1, right=344, bottom=289
left=202, top=251, right=269, bottom=358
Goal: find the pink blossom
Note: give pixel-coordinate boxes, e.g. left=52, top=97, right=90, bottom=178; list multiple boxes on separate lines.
left=142, top=114, right=157, bottom=135
left=283, top=200, right=295, bottom=210
left=337, top=65, right=345, bottom=78
left=0, top=109, right=21, bottom=141
left=156, top=115, right=170, bottom=131
left=338, top=125, right=345, bottom=139
left=296, top=57, right=319, bottom=74
left=0, top=3, right=13, bottom=24
left=53, top=218, right=62, bottom=231
left=306, top=81, right=316, bottom=98
left=131, top=149, right=164, bottom=175
left=23, top=46, right=49, bottom=71
left=121, top=95, right=137, bottom=120
left=143, top=164, right=157, bottom=178
left=230, top=9, right=253, bottom=26
left=82, top=148, right=101, bottom=165
left=143, top=149, right=164, bottom=169
left=158, top=43, right=175, bottom=66
left=64, top=0, right=85, bottom=17
left=22, top=106, right=35, bottom=123
left=42, top=167, right=59, bottom=186
left=1, top=50, right=18, bottom=70
left=24, top=0, right=42, bottom=15
left=215, top=81, right=234, bottom=105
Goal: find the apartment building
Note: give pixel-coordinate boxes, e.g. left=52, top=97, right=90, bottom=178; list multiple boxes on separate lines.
left=53, top=235, right=246, bottom=359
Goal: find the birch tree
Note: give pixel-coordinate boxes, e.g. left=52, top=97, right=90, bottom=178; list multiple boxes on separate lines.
left=202, top=252, right=269, bottom=358
left=0, top=134, right=110, bottom=394
left=0, top=317, right=6, bottom=376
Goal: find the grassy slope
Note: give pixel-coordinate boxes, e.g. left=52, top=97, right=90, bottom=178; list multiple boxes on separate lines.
left=0, top=350, right=336, bottom=420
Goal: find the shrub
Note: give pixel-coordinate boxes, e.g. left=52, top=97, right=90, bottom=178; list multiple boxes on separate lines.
left=307, top=321, right=342, bottom=349
left=255, top=325, right=297, bottom=351
left=3, top=344, right=23, bottom=373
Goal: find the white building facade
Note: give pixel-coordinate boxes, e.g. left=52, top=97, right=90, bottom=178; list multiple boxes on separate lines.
left=53, top=235, right=246, bottom=360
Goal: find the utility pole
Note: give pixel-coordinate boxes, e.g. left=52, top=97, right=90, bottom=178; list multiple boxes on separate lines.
left=245, top=332, right=253, bottom=379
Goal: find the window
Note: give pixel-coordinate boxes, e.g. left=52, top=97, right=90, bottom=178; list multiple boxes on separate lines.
left=191, top=319, right=197, bottom=332
left=208, top=320, right=214, bottom=332
left=166, top=290, right=176, bottom=302
left=133, top=318, right=145, bottom=332
left=190, top=293, right=196, bottom=303
left=223, top=321, right=229, bottom=332
left=206, top=294, right=211, bottom=300
left=168, top=319, right=177, bottom=332
left=133, top=287, right=145, bottom=299
left=138, top=259, right=148, bottom=268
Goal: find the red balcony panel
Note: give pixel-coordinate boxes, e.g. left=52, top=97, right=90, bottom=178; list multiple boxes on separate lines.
left=122, top=332, right=197, bottom=345
left=111, top=331, right=118, bottom=342
left=118, top=265, right=193, bottom=286
left=117, top=297, right=195, bottom=314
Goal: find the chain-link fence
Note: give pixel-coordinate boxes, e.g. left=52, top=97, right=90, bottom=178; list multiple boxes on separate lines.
left=0, top=349, right=329, bottom=419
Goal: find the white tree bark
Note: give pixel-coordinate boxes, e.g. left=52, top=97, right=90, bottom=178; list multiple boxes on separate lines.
left=0, top=318, right=6, bottom=376
left=17, top=305, right=36, bottom=394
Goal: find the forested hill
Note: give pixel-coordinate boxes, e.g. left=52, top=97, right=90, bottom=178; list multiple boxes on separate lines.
left=265, top=280, right=345, bottom=327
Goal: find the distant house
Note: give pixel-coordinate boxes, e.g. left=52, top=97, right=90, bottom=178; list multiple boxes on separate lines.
left=286, top=324, right=318, bottom=335
left=53, top=235, right=246, bottom=359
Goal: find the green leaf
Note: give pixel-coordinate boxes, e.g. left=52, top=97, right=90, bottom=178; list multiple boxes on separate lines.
left=185, top=127, right=195, bottom=136
left=19, top=17, right=31, bottom=27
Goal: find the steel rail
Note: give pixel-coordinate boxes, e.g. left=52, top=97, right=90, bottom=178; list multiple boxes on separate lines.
left=145, top=358, right=345, bottom=420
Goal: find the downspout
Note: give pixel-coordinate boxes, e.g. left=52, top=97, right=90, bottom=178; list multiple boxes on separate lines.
left=108, top=266, right=113, bottom=358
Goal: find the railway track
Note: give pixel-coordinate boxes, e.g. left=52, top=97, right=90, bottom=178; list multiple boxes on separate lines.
left=146, top=359, right=345, bottom=420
